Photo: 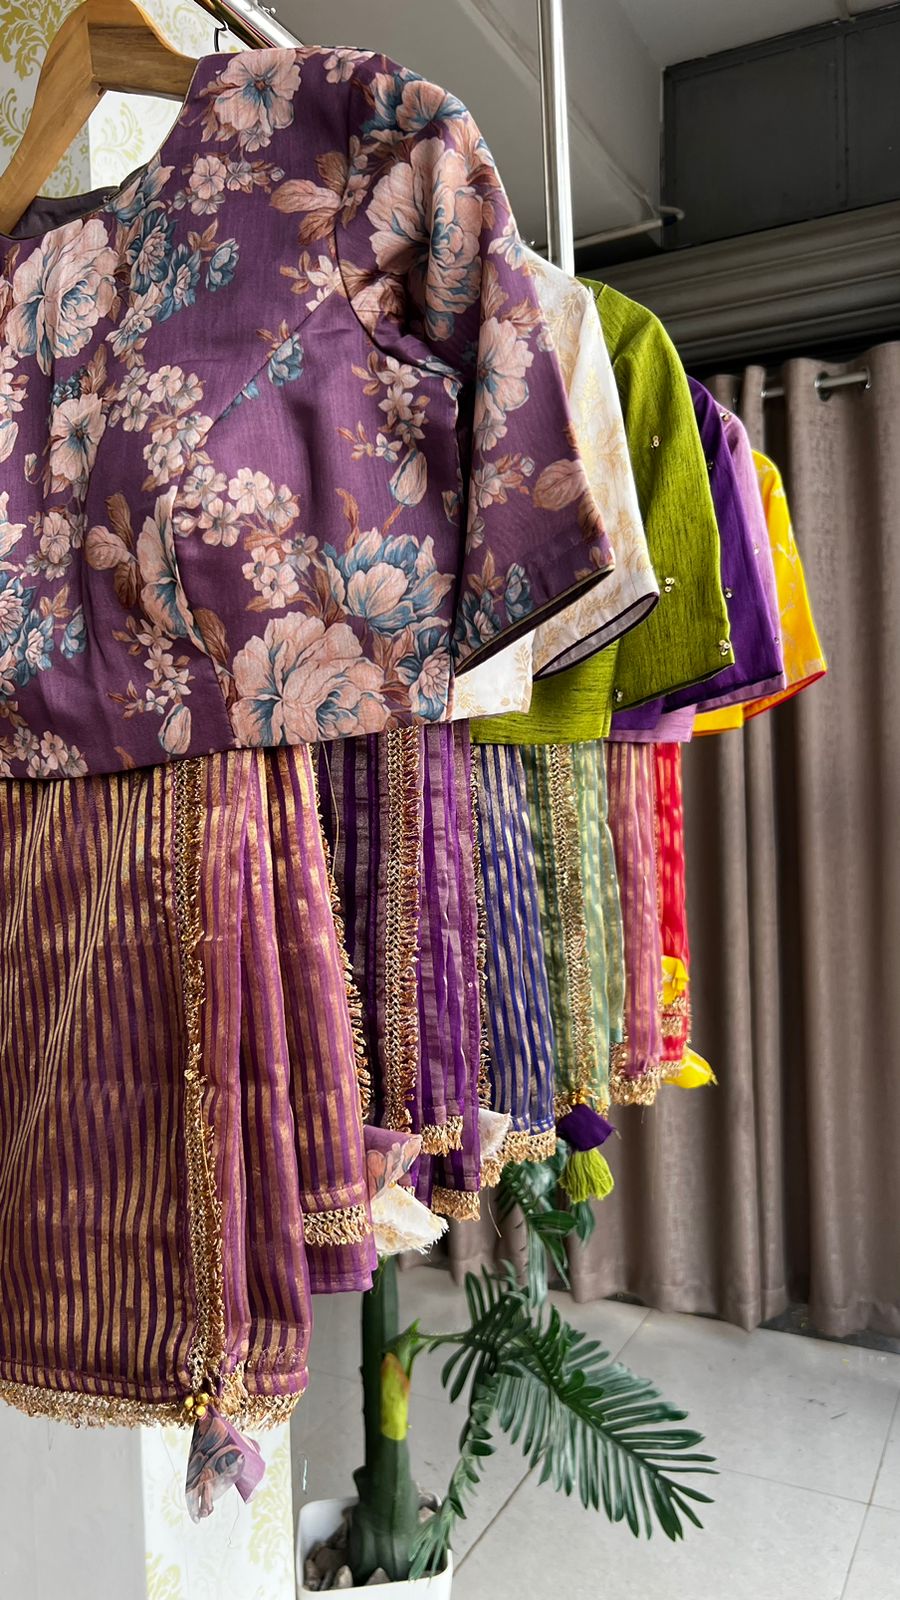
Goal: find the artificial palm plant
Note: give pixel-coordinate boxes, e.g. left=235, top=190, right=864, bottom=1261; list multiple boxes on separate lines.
left=345, top=1145, right=715, bottom=1585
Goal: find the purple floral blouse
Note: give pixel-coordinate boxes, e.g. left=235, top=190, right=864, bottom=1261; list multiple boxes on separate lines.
left=0, top=47, right=612, bottom=779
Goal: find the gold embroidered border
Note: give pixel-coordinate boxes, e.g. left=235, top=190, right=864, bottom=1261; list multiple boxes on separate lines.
left=609, top=1064, right=664, bottom=1107
left=0, top=1377, right=305, bottom=1431
left=419, top=1115, right=464, bottom=1156
left=173, top=756, right=227, bottom=1400
left=0, top=1381, right=186, bottom=1428
left=312, top=756, right=372, bottom=1116
left=431, top=1186, right=481, bottom=1222
left=481, top=1125, right=558, bottom=1187
left=554, top=1092, right=611, bottom=1121
left=304, top=1203, right=371, bottom=1248
left=546, top=745, right=600, bottom=1106
left=382, top=727, right=422, bottom=1132
left=469, top=762, right=492, bottom=1109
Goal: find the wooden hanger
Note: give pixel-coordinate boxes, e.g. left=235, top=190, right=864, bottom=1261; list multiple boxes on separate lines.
left=0, top=0, right=199, bottom=235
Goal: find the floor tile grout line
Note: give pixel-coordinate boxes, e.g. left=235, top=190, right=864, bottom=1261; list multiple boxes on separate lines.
left=832, top=1504, right=871, bottom=1600
left=602, top=1304, right=652, bottom=1366
left=719, top=1463, right=872, bottom=1509
left=454, top=1466, right=534, bottom=1572
left=866, top=1387, right=900, bottom=1510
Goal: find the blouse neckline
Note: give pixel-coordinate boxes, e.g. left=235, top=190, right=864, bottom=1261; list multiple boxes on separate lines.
left=1, top=49, right=228, bottom=246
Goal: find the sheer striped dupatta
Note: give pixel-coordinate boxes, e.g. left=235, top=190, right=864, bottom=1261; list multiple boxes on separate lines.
left=0, top=748, right=373, bottom=1426
left=319, top=726, right=487, bottom=1221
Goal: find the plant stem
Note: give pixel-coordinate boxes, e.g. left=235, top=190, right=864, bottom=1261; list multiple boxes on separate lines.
left=348, top=1258, right=421, bottom=1583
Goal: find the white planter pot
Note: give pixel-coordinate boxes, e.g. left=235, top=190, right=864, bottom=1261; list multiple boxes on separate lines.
left=297, top=1497, right=453, bottom=1599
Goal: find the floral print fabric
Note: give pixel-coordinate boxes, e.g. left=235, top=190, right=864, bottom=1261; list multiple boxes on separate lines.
left=0, top=46, right=612, bottom=779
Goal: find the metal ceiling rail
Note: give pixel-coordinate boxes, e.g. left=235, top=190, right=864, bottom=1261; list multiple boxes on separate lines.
left=536, top=0, right=574, bottom=274
left=191, top=0, right=301, bottom=50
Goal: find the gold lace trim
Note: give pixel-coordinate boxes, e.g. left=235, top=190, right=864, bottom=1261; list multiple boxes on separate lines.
left=304, top=1203, right=371, bottom=1247
left=554, top=1092, right=610, bottom=1121
left=546, top=745, right=600, bottom=1107
left=174, top=757, right=227, bottom=1400
left=383, top=727, right=422, bottom=1132
left=609, top=1064, right=664, bottom=1107
left=419, top=1116, right=464, bottom=1156
left=312, top=758, right=372, bottom=1116
left=0, top=1377, right=304, bottom=1431
left=431, top=1186, right=481, bottom=1222
left=470, top=762, right=492, bottom=1108
left=481, top=1125, right=558, bottom=1187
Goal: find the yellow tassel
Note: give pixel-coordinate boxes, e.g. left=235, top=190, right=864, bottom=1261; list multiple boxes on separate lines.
left=669, top=1048, right=717, bottom=1090
left=560, top=1148, right=615, bottom=1204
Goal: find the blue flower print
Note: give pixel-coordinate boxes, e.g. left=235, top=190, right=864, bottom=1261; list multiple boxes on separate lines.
left=126, top=206, right=175, bottom=295
left=455, top=587, right=500, bottom=654
left=267, top=332, right=304, bottom=386
left=157, top=245, right=201, bottom=322
left=324, top=531, right=452, bottom=635
left=397, top=624, right=449, bottom=720
left=0, top=573, right=34, bottom=650
left=504, top=563, right=533, bottom=624
left=15, top=614, right=54, bottom=683
left=206, top=239, right=240, bottom=291
left=61, top=608, right=87, bottom=659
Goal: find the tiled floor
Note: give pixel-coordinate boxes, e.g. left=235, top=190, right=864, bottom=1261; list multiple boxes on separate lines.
left=293, top=1266, right=900, bottom=1600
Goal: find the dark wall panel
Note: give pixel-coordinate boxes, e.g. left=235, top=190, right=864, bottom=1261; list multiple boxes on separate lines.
left=663, top=5, right=900, bottom=249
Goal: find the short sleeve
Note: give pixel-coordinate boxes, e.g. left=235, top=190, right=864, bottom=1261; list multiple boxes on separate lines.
left=336, top=59, right=614, bottom=673
left=597, top=286, right=733, bottom=709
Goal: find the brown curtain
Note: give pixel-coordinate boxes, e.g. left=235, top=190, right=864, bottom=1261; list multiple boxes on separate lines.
left=451, top=344, right=900, bottom=1338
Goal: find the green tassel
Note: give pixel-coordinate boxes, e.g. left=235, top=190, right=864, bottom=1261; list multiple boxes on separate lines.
left=560, top=1147, right=615, bottom=1204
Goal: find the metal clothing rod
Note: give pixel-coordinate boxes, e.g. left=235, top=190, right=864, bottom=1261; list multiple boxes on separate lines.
left=762, top=367, right=871, bottom=400
left=192, top=0, right=301, bottom=51
left=536, top=0, right=574, bottom=275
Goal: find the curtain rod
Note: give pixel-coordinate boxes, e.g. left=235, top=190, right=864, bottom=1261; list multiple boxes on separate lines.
left=762, top=368, right=871, bottom=400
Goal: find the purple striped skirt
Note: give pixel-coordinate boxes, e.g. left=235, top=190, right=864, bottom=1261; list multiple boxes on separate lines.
left=0, top=748, right=372, bottom=1427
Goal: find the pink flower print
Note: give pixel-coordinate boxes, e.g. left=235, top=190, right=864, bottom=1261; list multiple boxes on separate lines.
left=231, top=614, right=388, bottom=746
left=136, top=493, right=199, bottom=644
left=107, top=288, right=161, bottom=358
left=0, top=490, right=26, bottom=561
left=473, top=316, right=533, bottom=451
left=181, top=462, right=227, bottom=508
left=228, top=469, right=275, bottom=516
left=208, top=49, right=301, bottom=153
left=7, top=218, right=117, bottom=374
left=242, top=544, right=300, bottom=607
left=146, top=365, right=202, bottom=408
left=323, top=48, right=370, bottom=83
left=0, top=350, right=26, bottom=465
left=264, top=483, right=300, bottom=533
left=159, top=702, right=191, bottom=755
left=394, top=79, right=457, bottom=135
left=115, top=369, right=153, bottom=433
left=26, top=733, right=87, bottom=780
left=37, top=509, right=77, bottom=578
left=367, top=139, right=483, bottom=344
left=48, top=392, right=105, bottom=493
left=198, top=495, right=241, bottom=547
left=186, top=154, right=228, bottom=215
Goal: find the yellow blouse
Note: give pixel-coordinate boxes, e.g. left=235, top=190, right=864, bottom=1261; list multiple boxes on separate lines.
left=695, top=451, right=826, bottom=734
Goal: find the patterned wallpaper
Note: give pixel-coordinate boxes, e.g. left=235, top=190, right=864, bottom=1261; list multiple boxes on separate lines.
left=0, top=0, right=237, bottom=198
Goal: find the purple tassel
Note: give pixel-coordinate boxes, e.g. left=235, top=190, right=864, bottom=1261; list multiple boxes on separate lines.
left=557, top=1103, right=615, bottom=1152
left=185, top=1407, right=266, bottom=1523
